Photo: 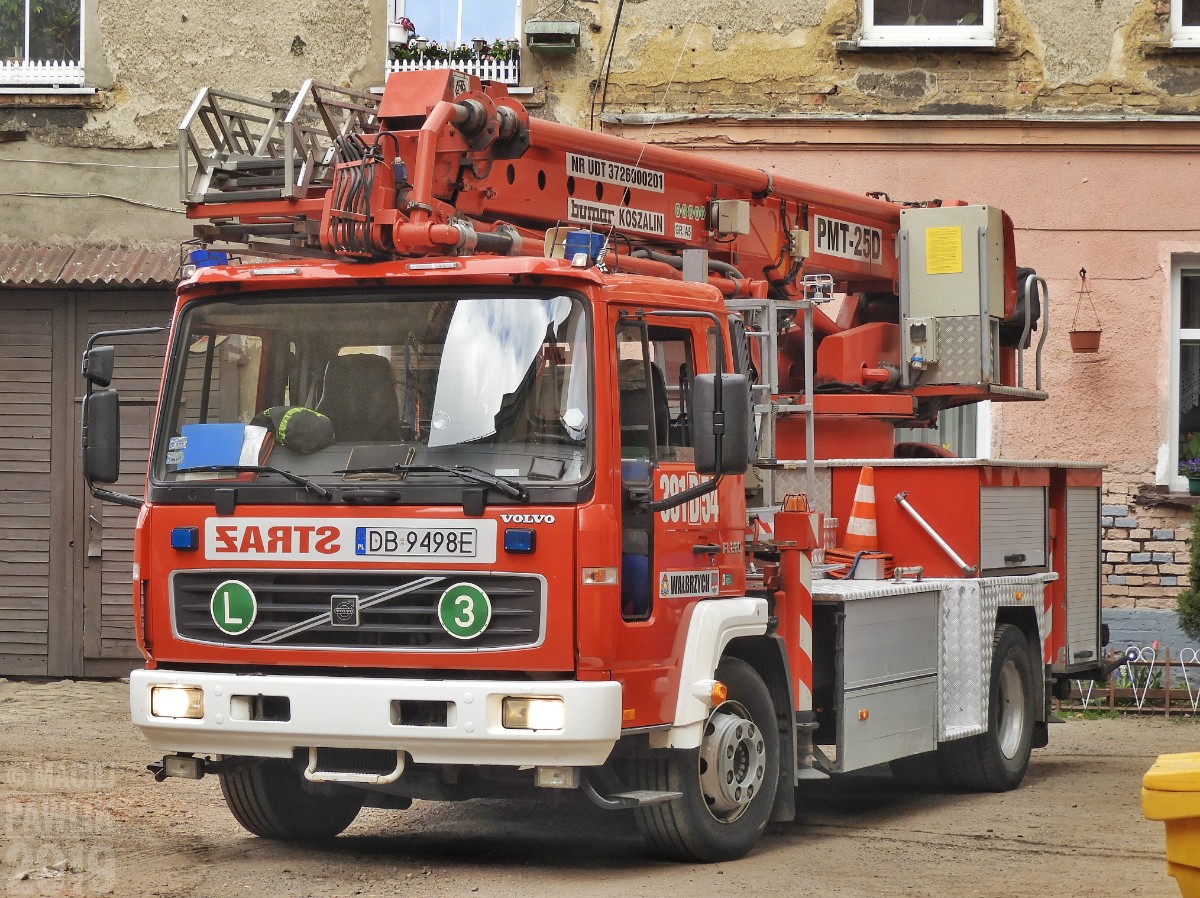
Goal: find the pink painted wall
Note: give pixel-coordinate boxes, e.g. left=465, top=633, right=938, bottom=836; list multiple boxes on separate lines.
left=625, top=131, right=1200, bottom=471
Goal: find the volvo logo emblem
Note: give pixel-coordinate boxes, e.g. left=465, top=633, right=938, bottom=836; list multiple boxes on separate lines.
left=331, top=594, right=360, bottom=627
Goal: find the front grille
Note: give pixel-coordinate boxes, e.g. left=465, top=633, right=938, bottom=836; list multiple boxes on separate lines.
left=172, top=571, right=543, bottom=650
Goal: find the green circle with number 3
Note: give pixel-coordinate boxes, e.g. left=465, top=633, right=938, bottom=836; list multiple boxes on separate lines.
left=438, top=583, right=491, bottom=640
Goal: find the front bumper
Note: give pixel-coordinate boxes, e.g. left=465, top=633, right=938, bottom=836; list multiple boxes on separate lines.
left=130, top=669, right=623, bottom=767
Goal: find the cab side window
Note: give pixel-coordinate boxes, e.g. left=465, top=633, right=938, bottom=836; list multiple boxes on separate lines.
left=615, top=322, right=694, bottom=462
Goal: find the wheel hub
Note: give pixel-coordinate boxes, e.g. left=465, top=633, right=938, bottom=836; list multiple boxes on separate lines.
left=698, top=701, right=766, bottom=822
left=997, top=658, right=1026, bottom=760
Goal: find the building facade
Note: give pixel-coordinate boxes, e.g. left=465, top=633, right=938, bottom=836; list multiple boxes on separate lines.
left=2, top=0, right=1198, bottom=674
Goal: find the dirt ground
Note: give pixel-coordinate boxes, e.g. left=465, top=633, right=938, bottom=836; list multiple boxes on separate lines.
left=0, top=677, right=1196, bottom=898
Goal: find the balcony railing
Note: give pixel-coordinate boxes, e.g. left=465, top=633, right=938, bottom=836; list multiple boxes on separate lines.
left=385, top=57, right=520, bottom=86
left=0, top=59, right=85, bottom=88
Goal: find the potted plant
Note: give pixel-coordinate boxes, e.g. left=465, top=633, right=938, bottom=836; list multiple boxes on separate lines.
left=1069, top=267, right=1102, bottom=353
left=1180, top=432, right=1200, bottom=494
left=1181, top=458, right=1200, bottom=495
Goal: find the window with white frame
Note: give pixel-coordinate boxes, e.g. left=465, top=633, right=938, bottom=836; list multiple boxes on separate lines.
left=1171, top=264, right=1200, bottom=490
left=0, top=0, right=84, bottom=89
left=1171, top=0, right=1200, bottom=48
left=390, top=0, right=520, bottom=51
left=387, top=0, right=522, bottom=85
left=859, top=0, right=996, bottom=48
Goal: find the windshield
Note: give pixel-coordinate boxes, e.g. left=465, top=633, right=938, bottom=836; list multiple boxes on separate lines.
left=153, top=291, right=591, bottom=492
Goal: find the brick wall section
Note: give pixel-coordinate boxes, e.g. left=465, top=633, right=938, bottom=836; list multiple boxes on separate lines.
left=1102, top=466, right=1191, bottom=611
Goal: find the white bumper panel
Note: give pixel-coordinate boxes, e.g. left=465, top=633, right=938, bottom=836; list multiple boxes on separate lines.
left=130, top=670, right=622, bottom=767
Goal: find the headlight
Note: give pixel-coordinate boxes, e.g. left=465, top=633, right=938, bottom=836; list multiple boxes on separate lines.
left=502, top=696, right=565, bottom=731
left=150, top=686, right=204, bottom=719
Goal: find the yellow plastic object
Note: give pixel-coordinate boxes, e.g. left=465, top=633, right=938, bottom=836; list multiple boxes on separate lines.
left=1143, top=752, right=1200, bottom=898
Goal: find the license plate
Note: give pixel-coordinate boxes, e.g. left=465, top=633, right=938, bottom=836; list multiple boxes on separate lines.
left=355, top=527, right=477, bottom=558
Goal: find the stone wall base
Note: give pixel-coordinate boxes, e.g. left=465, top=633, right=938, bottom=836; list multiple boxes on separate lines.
left=1102, top=463, right=1192, bottom=611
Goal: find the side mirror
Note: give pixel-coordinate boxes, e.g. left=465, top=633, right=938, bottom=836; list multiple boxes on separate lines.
left=82, top=345, right=115, bottom=387
left=82, top=389, right=121, bottom=484
left=693, top=373, right=750, bottom=475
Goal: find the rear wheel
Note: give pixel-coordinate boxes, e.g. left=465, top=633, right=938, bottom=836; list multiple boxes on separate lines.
left=219, top=758, right=365, bottom=841
left=941, top=623, right=1036, bottom=792
left=634, top=657, right=780, bottom=862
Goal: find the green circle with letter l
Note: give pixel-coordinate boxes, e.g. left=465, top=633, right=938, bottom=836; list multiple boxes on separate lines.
left=438, top=583, right=492, bottom=640
left=210, top=579, right=257, bottom=636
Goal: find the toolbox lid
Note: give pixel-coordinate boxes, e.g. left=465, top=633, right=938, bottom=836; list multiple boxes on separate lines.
left=1144, top=753, right=1200, bottom=793
left=1143, top=753, right=1200, bottom=824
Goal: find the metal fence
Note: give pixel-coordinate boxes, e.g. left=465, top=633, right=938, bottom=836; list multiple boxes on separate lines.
left=1061, top=645, right=1200, bottom=715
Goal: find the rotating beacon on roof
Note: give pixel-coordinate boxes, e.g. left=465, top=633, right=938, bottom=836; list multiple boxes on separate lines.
left=79, top=70, right=1112, bottom=863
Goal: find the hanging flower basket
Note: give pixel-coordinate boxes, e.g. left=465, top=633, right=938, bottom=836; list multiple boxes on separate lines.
left=1069, top=267, right=1102, bottom=354
left=1068, top=328, right=1101, bottom=353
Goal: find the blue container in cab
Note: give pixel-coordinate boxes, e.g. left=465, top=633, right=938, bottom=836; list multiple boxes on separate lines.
left=188, top=249, right=229, bottom=268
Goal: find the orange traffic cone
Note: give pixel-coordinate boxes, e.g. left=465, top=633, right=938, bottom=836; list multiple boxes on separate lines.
left=841, top=465, right=878, bottom=553
left=825, top=466, right=893, bottom=580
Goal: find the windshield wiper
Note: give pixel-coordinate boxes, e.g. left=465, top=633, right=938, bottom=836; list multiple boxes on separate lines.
left=337, top=463, right=528, bottom=501
left=173, top=465, right=332, bottom=499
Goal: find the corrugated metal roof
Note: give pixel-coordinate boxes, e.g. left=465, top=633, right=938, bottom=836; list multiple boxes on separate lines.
left=0, top=244, right=180, bottom=287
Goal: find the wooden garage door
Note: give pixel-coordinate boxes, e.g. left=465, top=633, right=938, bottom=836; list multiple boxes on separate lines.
left=0, top=305, right=54, bottom=675
left=0, top=290, right=170, bottom=678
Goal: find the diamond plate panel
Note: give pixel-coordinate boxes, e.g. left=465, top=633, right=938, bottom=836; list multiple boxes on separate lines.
left=929, top=316, right=987, bottom=385
left=770, top=466, right=831, bottom=509
left=939, top=575, right=1054, bottom=741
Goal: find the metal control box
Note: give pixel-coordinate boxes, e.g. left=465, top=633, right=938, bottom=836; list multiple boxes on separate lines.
left=900, top=204, right=1005, bottom=386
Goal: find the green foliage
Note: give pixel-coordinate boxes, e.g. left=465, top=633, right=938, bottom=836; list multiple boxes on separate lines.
left=1178, top=503, right=1200, bottom=641
left=1183, top=432, right=1200, bottom=461
left=1179, top=588, right=1200, bottom=642
left=0, top=0, right=80, bottom=62
left=391, top=38, right=519, bottom=64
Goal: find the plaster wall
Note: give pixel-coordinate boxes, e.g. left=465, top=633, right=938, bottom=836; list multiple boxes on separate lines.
left=539, top=0, right=1200, bottom=126
left=0, top=0, right=381, bottom=246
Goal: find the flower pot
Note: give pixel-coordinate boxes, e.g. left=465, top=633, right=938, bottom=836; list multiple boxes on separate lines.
left=1190, top=477, right=1200, bottom=497
left=1069, top=328, right=1101, bottom=353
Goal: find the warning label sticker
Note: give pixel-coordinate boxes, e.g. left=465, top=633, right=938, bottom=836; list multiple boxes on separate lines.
left=924, top=225, right=963, bottom=275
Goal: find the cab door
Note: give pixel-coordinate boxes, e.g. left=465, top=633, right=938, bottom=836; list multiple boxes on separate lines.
left=607, top=311, right=746, bottom=727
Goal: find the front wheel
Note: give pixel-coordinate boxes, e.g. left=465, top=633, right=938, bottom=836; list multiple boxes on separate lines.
left=633, top=657, right=780, bottom=862
left=219, top=758, right=365, bottom=841
left=941, top=623, right=1037, bottom=792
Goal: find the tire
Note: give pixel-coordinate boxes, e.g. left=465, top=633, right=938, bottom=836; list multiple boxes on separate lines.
left=633, top=657, right=780, bottom=862
left=940, top=623, right=1036, bottom=792
left=219, top=758, right=365, bottom=841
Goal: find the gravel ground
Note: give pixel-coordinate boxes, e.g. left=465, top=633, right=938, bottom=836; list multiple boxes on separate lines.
left=1, top=677, right=1197, bottom=898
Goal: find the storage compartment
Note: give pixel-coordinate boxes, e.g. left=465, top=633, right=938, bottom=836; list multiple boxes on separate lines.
left=1064, top=487, right=1101, bottom=666
left=814, top=588, right=939, bottom=773
left=979, top=486, right=1047, bottom=573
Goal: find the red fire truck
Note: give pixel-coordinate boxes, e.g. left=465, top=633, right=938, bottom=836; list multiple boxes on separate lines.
left=81, top=71, right=1110, bottom=862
